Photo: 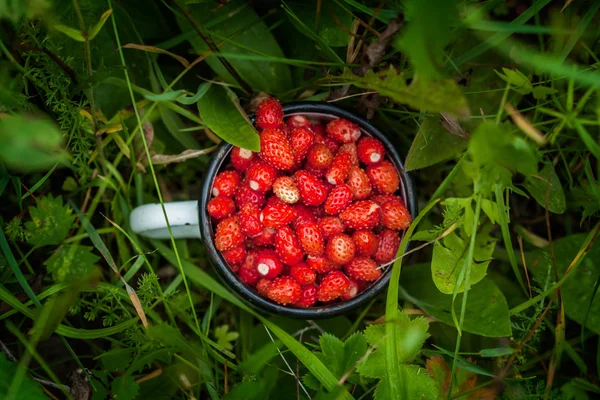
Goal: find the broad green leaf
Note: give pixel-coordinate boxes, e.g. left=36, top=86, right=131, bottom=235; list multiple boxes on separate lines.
left=99, top=348, right=132, bottom=372
left=54, top=24, right=85, bottom=41
left=197, top=84, right=260, bottom=151
left=405, top=117, right=467, bottom=171
left=532, top=86, right=558, bottom=100
left=523, top=163, right=566, bottom=214
left=320, top=68, right=470, bottom=118
left=0, top=116, right=65, bottom=172
left=44, top=245, right=100, bottom=282
left=111, top=376, right=139, bottom=400
left=374, top=365, right=438, bottom=400
left=399, top=264, right=512, bottom=337
left=286, top=0, right=353, bottom=47
left=88, top=9, right=113, bottom=40
left=25, top=195, right=74, bottom=247
left=319, top=333, right=345, bottom=376
left=0, top=354, right=49, bottom=400
left=494, top=68, right=532, bottom=94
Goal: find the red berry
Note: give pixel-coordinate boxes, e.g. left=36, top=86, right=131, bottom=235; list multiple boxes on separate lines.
left=352, top=230, right=379, bottom=257
left=325, top=234, right=356, bottom=265
left=317, top=271, right=350, bottom=302
left=222, top=245, right=246, bottom=265
left=306, top=143, right=333, bottom=170
left=346, top=166, right=372, bottom=200
left=260, top=128, right=294, bottom=170
left=341, top=277, right=360, bottom=300
left=238, top=204, right=263, bottom=237
left=235, top=184, right=266, bottom=209
left=267, top=276, right=301, bottom=305
left=255, top=249, right=284, bottom=279
left=306, top=255, right=338, bottom=274
left=246, top=160, right=278, bottom=192
left=374, top=229, right=401, bottom=264
left=215, top=216, right=244, bottom=251
left=339, top=200, right=382, bottom=230
left=260, top=203, right=297, bottom=229
left=239, top=266, right=259, bottom=285
left=241, top=248, right=260, bottom=270
left=295, top=170, right=328, bottom=206
left=287, top=115, right=311, bottom=130
left=290, top=126, right=315, bottom=163
left=324, top=184, right=353, bottom=215
left=344, top=257, right=382, bottom=281
left=207, top=196, right=235, bottom=220
left=292, top=204, right=318, bottom=229
left=296, top=221, right=325, bottom=256
left=231, top=147, right=255, bottom=172
left=272, top=176, right=300, bottom=204
left=326, top=119, right=361, bottom=143
left=274, top=226, right=304, bottom=266
left=367, top=160, right=400, bottom=194
left=256, top=97, right=284, bottom=129
left=251, top=226, right=276, bottom=246
left=212, top=170, right=241, bottom=197
left=290, top=263, right=317, bottom=285
left=311, top=123, right=326, bottom=137
left=381, top=199, right=412, bottom=230
left=357, top=137, right=385, bottom=165
left=325, top=152, right=352, bottom=185
left=371, top=194, right=405, bottom=207
left=338, top=143, right=359, bottom=166
left=296, top=284, right=318, bottom=308
left=256, top=278, right=272, bottom=296
left=318, top=216, right=345, bottom=239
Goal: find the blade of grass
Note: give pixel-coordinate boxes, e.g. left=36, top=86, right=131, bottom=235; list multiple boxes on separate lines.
left=558, top=2, right=600, bottom=63
left=573, top=120, right=600, bottom=160
left=21, top=162, right=58, bottom=200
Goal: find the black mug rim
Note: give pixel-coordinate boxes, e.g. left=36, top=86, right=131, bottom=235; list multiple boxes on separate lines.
left=199, top=101, right=417, bottom=319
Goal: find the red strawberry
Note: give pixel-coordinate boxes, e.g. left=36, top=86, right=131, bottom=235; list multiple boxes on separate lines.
left=357, top=137, right=385, bottom=165
left=295, top=170, right=328, bottom=206
left=266, top=195, right=285, bottom=207
left=338, top=143, right=359, bottom=166
left=341, top=277, right=360, bottom=300
left=222, top=245, right=246, bottom=265
left=241, top=248, right=260, bottom=270
left=272, top=176, right=300, bottom=204
left=239, top=266, right=259, bottom=285
left=325, top=152, right=352, bottom=185
left=352, top=230, right=379, bottom=257
left=296, top=284, right=318, bottom=308
left=251, top=227, right=276, bottom=246
left=325, top=234, right=356, bottom=265
left=324, top=184, right=353, bottom=215
left=255, top=249, right=284, bottom=279
left=234, top=184, right=266, bottom=209
left=323, top=137, right=340, bottom=154
left=306, top=143, right=333, bottom=170
left=256, top=97, right=284, bottom=129
left=267, top=276, right=301, bottom=305
left=238, top=203, right=263, bottom=237
left=231, top=147, right=255, bottom=172
left=290, top=126, right=314, bottom=163
left=296, top=221, right=324, bottom=256
left=274, top=226, right=304, bottom=266
left=207, top=196, right=235, bottom=220
left=290, top=263, right=317, bottom=285
left=246, top=160, right=278, bottom=192
left=212, top=170, right=241, bottom=197
left=371, top=194, right=405, bottom=207
left=256, top=278, right=272, bottom=296
left=260, top=128, right=294, bottom=170
left=318, top=216, right=345, bottom=239
left=311, top=123, right=326, bottom=137
left=306, top=255, right=339, bottom=274
left=346, top=167, right=372, bottom=200
left=339, top=200, right=382, bottom=230
left=381, top=199, right=412, bottom=230
left=260, top=203, right=297, bottom=228
left=292, top=204, right=318, bottom=229
left=374, top=229, right=400, bottom=264
left=344, top=257, right=381, bottom=281
left=287, top=115, right=311, bottom=130
left=215, top=216, right=244, bottom=251
left=326, top=119, right=361, bottom=143
left=317, top=271, right=351, bottom=302
left=367, top=160, right=400, bottom=194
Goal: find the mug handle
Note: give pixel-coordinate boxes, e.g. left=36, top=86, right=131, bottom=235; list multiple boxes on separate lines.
left=129, top=200, right=201, bottom=239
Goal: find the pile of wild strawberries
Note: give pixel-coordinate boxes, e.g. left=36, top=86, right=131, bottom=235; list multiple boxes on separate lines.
left=207, top=98, right=411, bottom=308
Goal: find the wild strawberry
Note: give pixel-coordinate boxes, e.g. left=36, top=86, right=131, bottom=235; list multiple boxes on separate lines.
left=381, top=199, right=412, bottom=230
left=352, top=230, right=379, bottom=257
left=207, top=196, right=235, bottom=220
left=287, top=115, right=311, bottom=130
left=274, top=226, right=304, bottom=266
left=251, top=226, right=276, bottom=246
left=296, top=221, right=324, bottom=256
left=292, top=204, right=318, bottom=229
left=290, top=263, right=317, bottom=285
left=222, top=245, right=246, bottom=265
left=344, top=257, right=381, bottom=281
left=295, top=170, right=328, bottom=206
left=231, top=147, right=255, bottom=172
left=367, top=160, right=400, bottom=194
left=325, top=152, right=352, bottom=185
left=323, top=137, right=340, bottom=154
left=357, top=137, right=385, bottom=165
left=317, top=271, right=351, bottom=302
left=255, top=249, right=284, bottom=279
left=341, top=277, right=360, bottom=300
left=305, top=164, right=326, bottom=179
left=234, top=184, right=266, bottom=209
left=371, top=194, right=405, bottom=207
left=311, top=123, right=326, bottom=137
left=260, top=128, right=294, bottom=170
left=239, top=266, right=259, bottom=285
left=306, top=143, right=333, bottom=170
left=246, top=160, right=278, bottom=192
left=346, top=167, right=372, bottom=200
left=238, top=203, right=263, bottom=237
left=290, top=126, right=314, bottom=163
left=241, top=248, right=260, bottom=270
left=339, top=200, right=381, bottom=230
left=256, top=278, right=272, bottom=296
left=296, top=284, right=318, bottom=308
left=338, top=143, right=359, bottom=166
left=267, top=276, right=301, bottom=305
left=256, top=97, right=284, bottom=129
left=272, top=176, right=300, bottom=204
left=215, top=216, right=244, bottom=251
left=306, top=255, right=338, bottom=274
left=374, top=229, right=400, bottom=264
left=212, top=170, right=241, bottom=197
left=326, top=119, right=361, bottom=143
left=318, top=216, right=345, bottom=239
left=324, top=184, right=353, bottom=215
left=260, top=203, right=296, bottom=228
left=325, top=234, right=356, bottom=265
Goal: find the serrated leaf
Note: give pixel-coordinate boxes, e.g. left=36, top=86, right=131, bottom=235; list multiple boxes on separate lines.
left=426, top=356, right=450, bottom=395
left=54, top=24, right=85, bottom=41
left=0, top=353, right=49, bottom=399
left=111, top=375, right=139, bottom=400
left=100, top=348, right=132, bottom=372
left=374, top=365, right=438, bottom=400
left=197, top=84, right=260, bottom=151
left=214, top=325, right=239, bottom=351
left=341, top=333, right=367, bottom=373
left=88, top=9, right=113, bottom=40
left=523, top=163, right=566, bottom=214
left=25, top=195, right=74, bottom=246
left=494, top=68, right=532, bottom=94
left=44, top=245, right=99, bottom=282
left=319, top=333, right=345, bottom=375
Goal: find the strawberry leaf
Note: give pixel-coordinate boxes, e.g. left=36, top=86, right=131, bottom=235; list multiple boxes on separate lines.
left=25, top=195, right=74, bottom=247
left=111, top=375, right=138, bottom=400
left=214, top=325, right=240, bottom=351
left=44, top=245, right=99, bottom=282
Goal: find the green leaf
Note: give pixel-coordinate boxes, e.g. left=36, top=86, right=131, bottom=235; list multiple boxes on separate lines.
left=0, top=115, right=65, bottom=172
left=374, top=365, right=439, bottom=400
left=53, top=24, right=85, bottom=41
left=111, top=375, right=139, bottom=400
left=479, top=347, right=514, bottom=357
left=399, top=264, right=512, bottom=337
left=523, top=163, right=566, bottom=214
left=0, top=354, right=49, bottom=400
left=286, top=1, right=353, bottom=47
left=319, top=333, right=345, bottom=376
left=25, top=195, right=74, bottom=247
left=214, top=325, right=239, bottom=351
left=320, top=68, right=470, bottom=118
left=405, top=117, right=467, bottom=171
left=44, top=245, right=99, bottom=282
left=494, top=68, right=532, bottom=94
left=88, top=9, right=113, bottom=40
left=197, top=84, right=260, bottom=151
left=99, top=348, right=132, bottom=372
left=532, top=86, right=558, bottom=100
